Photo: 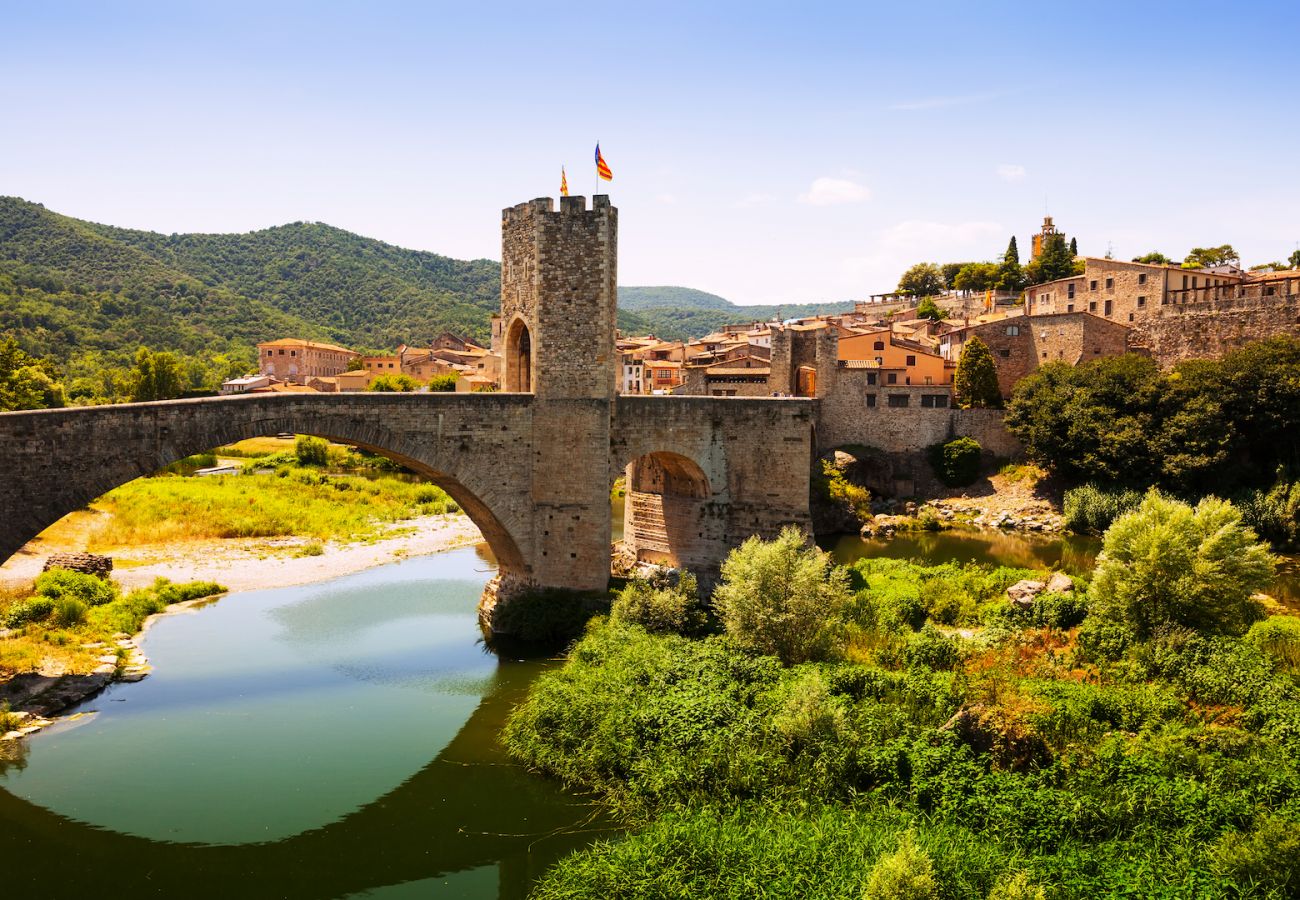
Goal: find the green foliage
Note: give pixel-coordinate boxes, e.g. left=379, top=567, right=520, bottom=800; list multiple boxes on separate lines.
left=817, top=459, right=873, bottom=524
left=914, top=296, right=948, bottom=321
left=611, top=572, right=707, bottom=636
left=130, top=346, right=184, bottom=401
left=865, top=831, right=939, bottom=900
left=84, top=578, right=224, bottom=637
left=1087, top=492, right=1274, bottom=641
left=50, top=595, right=88, bottom=628
left=294, top=435, right=329, bottom=467
left=367, top=373, right=421, bottom=392
left=1211, top=814, right=1300, bottom=895
left=1236, top=478, right=1300, bottom=548
left=1132, top=251, right=1172, bottom=265
left=896, top=263, right=945, bottom=298
left=996, top=237, right=1025, bottom=293
left=1244, top=615, right=1300, bottom=673
left=927, top=436, right=982, bottom=487
left=952, top=262, right=1000, bottom=294
left=953, top=337, right=1001, bottom=409
left=0, top=334, right=64, bottom=410
left=3, top=596, right=55, bottom=628
left=34, top=568, right=118, bottom=608
left=426, top=372, right=458, bottom=392
left=1024, top=233, right=1076, bottom=284
left=713, top=526, right=853, bottom=665
left=1182, top=244, right=1238, bottom=268
left=1062, top=483, right=1142, bottom=533
left=988, top=871, right=1046, bottom=900
left=1290, top=249, right=1300, bottom=270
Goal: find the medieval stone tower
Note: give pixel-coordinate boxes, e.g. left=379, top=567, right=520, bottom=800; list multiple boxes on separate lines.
left=499, top=195, right=618, bottom=591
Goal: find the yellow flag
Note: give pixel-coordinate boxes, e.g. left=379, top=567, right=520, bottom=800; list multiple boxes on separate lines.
left=560, top=167, right=569, bottom=197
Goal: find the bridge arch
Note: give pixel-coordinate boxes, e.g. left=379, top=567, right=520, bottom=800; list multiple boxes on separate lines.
left=0, top=396, right=533, bottom=583
left=617, top=449, right=726, bottom=571
left=503, top=315, right=533, bottom=393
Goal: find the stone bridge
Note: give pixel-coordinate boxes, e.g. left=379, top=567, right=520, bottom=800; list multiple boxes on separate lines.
left=0, top=195, right=816, bottom=625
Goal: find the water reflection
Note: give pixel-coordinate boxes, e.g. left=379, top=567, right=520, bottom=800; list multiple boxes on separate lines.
left=0, top=546, right=613, bottom=899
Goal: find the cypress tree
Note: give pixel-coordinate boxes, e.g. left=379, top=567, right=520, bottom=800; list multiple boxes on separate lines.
left=1004, top=236, right=1019, bottom=266
left=1069, top=237, right=1078, bottom=256
left=997, top=236, right=1025, bottom=292
left=954, top=336, right=1002, bottom=409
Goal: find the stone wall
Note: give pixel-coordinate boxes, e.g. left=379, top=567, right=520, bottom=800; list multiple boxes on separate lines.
left=1134, top=291, right=1300, bottom=365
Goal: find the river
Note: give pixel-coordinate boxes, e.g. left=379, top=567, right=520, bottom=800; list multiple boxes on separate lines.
left=0, top=544, right=614, bottom=899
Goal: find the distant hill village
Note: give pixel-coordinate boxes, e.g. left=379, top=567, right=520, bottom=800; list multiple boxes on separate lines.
left=225, top=216, right=1300, bottom=407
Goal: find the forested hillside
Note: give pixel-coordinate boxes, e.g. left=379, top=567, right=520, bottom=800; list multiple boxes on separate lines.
left=0, top=196, right=852, bottom=392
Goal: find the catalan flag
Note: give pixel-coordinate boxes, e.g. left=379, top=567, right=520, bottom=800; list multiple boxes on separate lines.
left=595, top=143, right=613, bottom=181
left=561, top=167, right=569, bottom=196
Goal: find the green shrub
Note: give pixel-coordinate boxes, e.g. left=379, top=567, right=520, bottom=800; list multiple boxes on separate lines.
left=905, top=625, right=960, bottom=671
left=772, top=669, right=850, bottom=750
left=611, top=571, right=706, bottom=636
left=368, top=373, right=421, bottom=392
left=817, top=459, right=873, bottom=524
left=1237, top=479, right=1300, bottom=549
left=1244, top=615, right=1300, bottom=673
left=1062, top=483, right=1142, bottom=534
left=427, top=373, right=459, bottom=392
left=713, top=526, right=853, bottom=665
left=927, top=437, right=982, bottom=487
left=34, top=568, right=118, bottom=607
left=864, top=831, right=939, bottom=900
left=987, top=872, right=1046, bottom=900
left=1212, top=815, right=1300, bottom=895
left=50, top=595, right=88, bottom=628
left=294, top=435, right=329, bottom=467
left=1088, top=491, right=1274, bottom=638
left=3, top=596, right=54, bottom=628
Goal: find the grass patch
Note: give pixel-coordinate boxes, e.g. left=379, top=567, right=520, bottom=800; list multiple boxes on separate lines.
left=997, top=463, right=1046, bottom=486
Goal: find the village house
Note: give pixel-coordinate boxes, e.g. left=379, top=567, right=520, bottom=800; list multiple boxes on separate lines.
left=256, top=339, right=357, bottom=384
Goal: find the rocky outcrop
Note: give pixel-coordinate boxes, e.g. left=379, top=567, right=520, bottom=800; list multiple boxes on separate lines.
left=1006, top=580, right=1047, bottom=609
left=43, top=552, right=113, bottom=578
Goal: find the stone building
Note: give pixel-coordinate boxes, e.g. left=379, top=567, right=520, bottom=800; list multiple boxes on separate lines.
left=939, top=311, right=1134, bottom=398
left=257, top=339, right=356, bottom=384
left=1026, top=258, right=1241, bottom=325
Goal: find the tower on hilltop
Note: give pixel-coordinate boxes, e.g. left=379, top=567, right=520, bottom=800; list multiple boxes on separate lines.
left=499, top=195, right=618, bottom=399
left=1031, top=215, right=1063, bottom=260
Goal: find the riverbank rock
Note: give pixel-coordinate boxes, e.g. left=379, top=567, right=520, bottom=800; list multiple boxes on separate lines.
left=42, top=552, right=114, bottom=578
left=1006, top=579, right=1047, bottom=609
left=811, top=449, right=870, bottom=536
left=1046, top=573, right=1074, bottom=595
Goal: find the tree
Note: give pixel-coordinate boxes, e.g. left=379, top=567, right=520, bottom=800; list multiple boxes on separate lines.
left=952, top=262, right=1000, bottom=293
left=427, top=372, right=459, bottom=392
left=953, top=336, right=1001, bottom=408
left=915, top=297, right=948, bottom=321
left=996, top=236, right=1025, bottom=292
left=1250, top=262, right=1288, bottom=272
left=1088, top=492, right=1274, bottom=638
left=0, top=335, right=65, bottom=410
left=1182, top=244, right=1239, bottom=269
left=294, top=435, right=329, bottom=466
left=1025, top=233, right=1075, bottom=284
left=1069, top=237, right=1078, bottom=256
left=367, top=373, right=421, bottom=392
left=346, top=356, right=365, bottom=371
left=1132, top=252, right=1172, bottom=265
left=712, top=525, right=852, bottom=665
left=897, top=263, right=945, bottom=298
left=928, top=436, right=982, bottom=486
left=130, top=347, right=184, bottom=402
left=940, top=262, right=974, bottom=289
left=1290, top=249, right=1300, bottom=270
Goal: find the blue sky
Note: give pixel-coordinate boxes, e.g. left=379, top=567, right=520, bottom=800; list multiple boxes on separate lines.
left=4, top=1, right=1298, bottom=304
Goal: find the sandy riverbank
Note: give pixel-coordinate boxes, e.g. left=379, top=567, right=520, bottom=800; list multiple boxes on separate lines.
left=0, top=513, right=485, bottom=594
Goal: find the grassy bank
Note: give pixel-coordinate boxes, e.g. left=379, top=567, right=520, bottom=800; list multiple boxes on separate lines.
left=506, top=501, right=1300, bottom=899
left=1, top=569, right=225, bottom=679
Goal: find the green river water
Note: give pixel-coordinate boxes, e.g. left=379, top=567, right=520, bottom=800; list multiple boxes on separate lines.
left=5, top=524, right=1299, bottom=899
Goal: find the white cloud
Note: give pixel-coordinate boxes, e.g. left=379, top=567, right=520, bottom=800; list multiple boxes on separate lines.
left=997, top=164, right=1027, bottom=182
left=798, top=177, right=872, bottom=207
left=838, top=219, right=1004, bottom=292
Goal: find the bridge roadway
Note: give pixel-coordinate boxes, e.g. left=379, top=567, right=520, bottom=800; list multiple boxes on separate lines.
left=0, top=391, right=816, bottom=603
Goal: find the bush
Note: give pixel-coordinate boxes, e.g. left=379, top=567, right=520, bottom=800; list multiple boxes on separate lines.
left=713, top=526, right=853, bottom=665
left=1237, top=479, right=1300, bottom=549
left=928, top=437, right=981, bottom=487
left=50, top=595, right=88, bottom=628
left=368, top=373, right=421, bottom=392
left=818, top=459, right=873, bottom=524
left=610, top=571, right=706, bottom=636
left=865, top=832, right=939, bottom=900
left=427, top=373, right=458, bottom=392
left=905, top=625, right=960, bottom=671
left=1062, top=483, right=1142, bottom=534
left=988, top=872, right=1046, bottom=900
left=1244, top=615, right=1300, bottom=673
left=3, top=596, right=54, bottom=628
left=294, top=435, right=329, bottom=467
left=1212, top=815, right=1300, bottom=895
left=34, top=568, right=117, bottom=607
left=1088, top=491, right=1274, bottom=638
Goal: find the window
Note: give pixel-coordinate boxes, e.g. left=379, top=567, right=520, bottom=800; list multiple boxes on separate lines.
left=920, top=394, right=949, bottom=408
left=1067, top=303, right=1075, bottom=312
left=887, top=394, right=909, bottom=407
left=905, top=355, right=916, bottom=366
left=1089, top=301, right=1097, bottom=312
left=266, top=350, right=272, bottom=356
left=1138, top=273, right=1147, bottom=285
left=278, top=349, right=285, bottom=355
left=999, top=348, right=1010, bottom=358
left=1067, top=284, right=1075, bottom=299
left=873, top=341, right=885, bottom=351
left=1105, top=277, right=1114, bottom=290
left=1137, top=296, right=1147, bottom=307
left=1128, top=313, right=1135, bottom=322
left=866, top=373, right=877, bottom=385
left=291, top=350, right=297, bottom=357
left=865, top=393, right=877, bottom=407
left=1090, top=280, right=1098, bottom=291
left=1182, top=275, right=1188, bottom=289
left=887, top=373, right=897, bottom=384
left=1192, top=276, right=1198, bottom=289
left=1104, top=299, right=1113, bottom=315
left=1005, top=325, right=1020, bottom=336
